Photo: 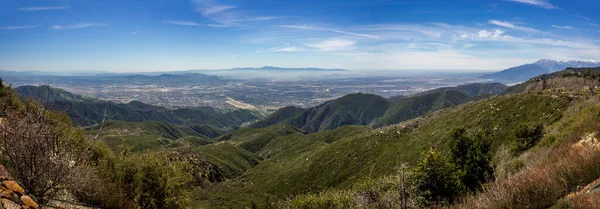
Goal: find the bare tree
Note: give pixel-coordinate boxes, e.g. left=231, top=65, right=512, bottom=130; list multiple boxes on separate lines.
left=395, top=163, right=417, bottom=209
left=0, top=101, right=89, bottom=204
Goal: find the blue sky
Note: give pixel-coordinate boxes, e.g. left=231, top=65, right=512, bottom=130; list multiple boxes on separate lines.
left=0, top=0, right=599, bottom=72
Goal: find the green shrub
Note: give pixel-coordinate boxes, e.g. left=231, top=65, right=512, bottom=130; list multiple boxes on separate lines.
left=449, top=129, right=494, bottom=193
left=510, top=124, right=543, bottom=155
left=413, top=148, right=463, bottom=205
left=85, top=144, right=193, bottom=209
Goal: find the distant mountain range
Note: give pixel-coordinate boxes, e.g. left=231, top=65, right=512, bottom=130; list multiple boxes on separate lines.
left=480, top=59, right=600, bottom=83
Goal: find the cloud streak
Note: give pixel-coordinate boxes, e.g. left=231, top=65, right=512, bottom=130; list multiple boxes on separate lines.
left=1, top=25, right=37, bottom=30
left=505, top=0, right=559, bottom=9
left=269, top=47, right=304, bottom=52
left=163, top=20, right=202, bottom=26
left=488, top=20, right=540, bottom=33
left=19, top=6, right=66, bottom=11
left=51, top=23, right=108, bottom=30
left=280, top=25, right=380, bottom=39
left=552, top=25, right=573, bottom=30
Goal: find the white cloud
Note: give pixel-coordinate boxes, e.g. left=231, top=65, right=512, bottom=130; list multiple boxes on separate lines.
left=51, top=23, right=108, bottom=30
left=1, top=25, right=37, bottom=30
left=305, top=39, right=356, bottom=51
left=162, top=20, right=202, bottom=26
left=19, top=6, right=66, bottom=11
left=280, top=25, right=380, bottom=39
left=269, top=47, right=304, bottom=52
left=488, top=20, right=540, bottom=33
left=474, top=29, right=511, bottom=40
left=505, top=0, right=559, bottom=9
left=130, top=31, right=140, bottom=35
left=552, top=25, right=573, bottom=30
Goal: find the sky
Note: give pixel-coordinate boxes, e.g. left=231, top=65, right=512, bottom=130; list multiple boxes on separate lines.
left=0, top=0, right=599, bottom=72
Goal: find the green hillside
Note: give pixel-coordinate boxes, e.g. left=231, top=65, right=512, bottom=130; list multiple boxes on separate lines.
left=16, top=85, right=94, bottom=102
left=416, top=82, right=507, bottom=97
left=370, top=90, right=470, bottom=127
left=249, top=106, right=305, bottom=128
left=86, top=120, right=223, bottom=152
left=217, top=124, right=304, bottom=153
left=176, top=143, right=262, bottom=182
left=194, top=92, right=570, bottom=208
left=289, top=93, right=390, bottom=133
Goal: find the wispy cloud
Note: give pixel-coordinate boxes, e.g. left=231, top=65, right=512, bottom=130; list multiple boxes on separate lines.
left=305, top=39, right=356, bottom=51
left=130, top=31, right=140, bottom=35
left=551, top=25, right=573, bottom=30
left=280, top=25, right=380, bottom=39
left=505, top=0, right=559, bottom=9
left=51, top=23, right=108, bottom=30
left=354, top=24, right=445, bottom=39
left=269, top=47, right=305, bottom=52
left=19, top=6, right=66, bottom=11
left=162, top=20, right=202, bottom=26
left=1, top=25, right=37, bottom=30
left=461, top=43, right=477, bottom=49
left=488, top=20, right=540, bottom=33
left=201, top=5, right=236, bottom=15
left=192, top=0, right=282, bottom=27
left=256, top=47, right=305, bottom=53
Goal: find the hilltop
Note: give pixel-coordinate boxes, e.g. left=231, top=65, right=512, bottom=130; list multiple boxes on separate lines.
left=505, top=67, right=600, bottom=95
left=15, top=85, right=95, bottom=102
left=415, top=82, right=507, bottom=97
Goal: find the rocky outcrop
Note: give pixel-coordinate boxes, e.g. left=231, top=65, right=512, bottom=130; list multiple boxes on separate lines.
left=0, top=165, right=39, bottom=209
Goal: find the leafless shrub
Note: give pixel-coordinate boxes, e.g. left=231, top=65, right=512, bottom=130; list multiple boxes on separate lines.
left=0, top=101, right=89, bottom=204
left=570, top=193, right=600, bottom=209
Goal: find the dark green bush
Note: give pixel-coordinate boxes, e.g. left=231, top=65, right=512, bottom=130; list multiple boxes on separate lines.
left=510, top=124, right=543, bottom=155
left=413, top=148, right=463, bottom=205
left=449, top=129, right=494, bottom=192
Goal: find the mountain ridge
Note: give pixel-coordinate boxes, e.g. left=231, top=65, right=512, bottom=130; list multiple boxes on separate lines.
left=480, top=59, right=600, bottom=83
